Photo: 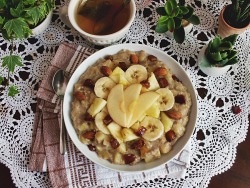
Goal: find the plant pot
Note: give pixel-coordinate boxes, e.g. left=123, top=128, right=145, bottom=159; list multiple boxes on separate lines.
left=32, top=11, right=53, bottom=36
left=218, top=6, right=250, bottom=38
left=166, top=22, right=193, bottom=39
left=198, top=44, right=231, bottom=77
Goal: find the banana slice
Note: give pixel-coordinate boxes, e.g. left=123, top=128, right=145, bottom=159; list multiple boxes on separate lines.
left=95, top=110, right=110, bottom=135
left=125, top=65, right=147, bottom=83
left=94, top=77, right=116, bottom=99
left=155, top=88, right=174, bottom=111
left=141, top=116, right=164, bottom=141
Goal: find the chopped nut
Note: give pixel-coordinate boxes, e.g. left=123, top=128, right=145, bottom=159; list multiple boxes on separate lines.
left=130, top=54, right=139, bottom=64
left=140, top=80, right=150, bottom=89
left=83, top=79, right=94, bottom=89
left=154, top=67, right=167, bottom=77
left=110, top=137, right=120, bottom=149
left=165, top=110, right=182, bottom=120
left=175, top=95, right=186, bottom=104
left=118, top=62, right=127, bottom=71
left=123, top=154, right=136, bottom=164
left=84, top=112, right=94, bottom=121
left=74, top=91, right=86, bottom=100
left=147, top=55, right=157, bottom=61
left=158, top=77, right=169, bottom=88
left=131, top=139, right=145, bottom=150
left=103, top=114, right=112, bottom=125
left=101, top=66, right=112, bottom=76
left=82, top=130, right=96, bottom=140
left=165, top=130, right=176, bottom=142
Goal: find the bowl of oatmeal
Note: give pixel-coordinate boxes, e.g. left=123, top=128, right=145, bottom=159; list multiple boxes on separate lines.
left=63, top=44, right=197, bottom=172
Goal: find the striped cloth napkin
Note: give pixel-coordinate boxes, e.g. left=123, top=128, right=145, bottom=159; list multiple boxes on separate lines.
left=28, top=42, right=191, bottom=188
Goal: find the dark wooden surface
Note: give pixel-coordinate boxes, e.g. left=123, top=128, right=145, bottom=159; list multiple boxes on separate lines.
left=1, top=115, right=249, bottom=188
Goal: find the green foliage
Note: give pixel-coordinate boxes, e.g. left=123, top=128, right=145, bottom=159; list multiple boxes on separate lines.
left=229, top=0, right=250, bottom=27
left=0, top=0, right=55, bottom=96
left=155, top=0, right=200, bottom=43
left=201, top=34, right=238, bottom=67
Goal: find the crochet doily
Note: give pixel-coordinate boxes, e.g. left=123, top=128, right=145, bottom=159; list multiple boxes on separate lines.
left=0, top=0, right=249, bottom=187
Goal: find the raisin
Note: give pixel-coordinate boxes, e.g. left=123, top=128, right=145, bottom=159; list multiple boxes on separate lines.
left=172, top=75, right=181, bottom=82
left=175, top=95, right=186, bottom=104
left=123, top=154, right=136, bottom=164
left=135, top=126, right=147, bottom=136
left=158, top=77, right=169, bottom=88
left=74, top=91, right=86, bottom=100
left=118, top=62, right=127, bottom=71
left=88, top=144, right=96, bottom=151
left=84, top=112, right=94, bottom=121
left=83, top=79, right=94, bottom=89
left=82, top=130, right=96, bottom=140
left=140, top=80, right=150, bottom=88
left=131, top=139, right=145, bottom=150
left=103, top=114, right=112, bottom=125
left=110, top=137, right=120, bottom=149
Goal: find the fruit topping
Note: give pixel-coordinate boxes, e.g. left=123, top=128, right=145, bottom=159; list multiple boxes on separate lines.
left=130, top=54, right=139, bottom=64
left=131, top=139, right=145, bottom=150
left=84, top=112, right=94, bottom=121
left=158, top=77, right=169, bottom=88
left=74, top=91, right=86, bottom=100
left=165, top=130, right=176, bottom=142
left=175, top=94, right=186, bottom=104
left=135, top=126, right=147, bottom=136
left=148, top=55, right=158, bottom=61
left=103, top=114, right=112, bottom=125
left=110, top=137, right=120, bottom=149
left=101, top=66, right=112, bottom=76
left=165, top=110, right=182, bottom=120
left=88, top=144, right=96, bottom=151
left=123, top=154, right=136, bottom=164
left=154, top=67, right=167, bottom=77
left=82, top=130, right=96, bottom=140
left=83, top=79, right=95, bottom=89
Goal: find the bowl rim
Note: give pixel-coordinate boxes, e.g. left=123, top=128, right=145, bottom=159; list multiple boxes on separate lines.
left=68, top=0, right=136, bottom=38
left=63, top=43, right=198, bottom=172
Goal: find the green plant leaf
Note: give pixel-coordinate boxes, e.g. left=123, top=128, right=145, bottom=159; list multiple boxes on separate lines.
left=172, top=7, right=180, bottom=17
left=0, top=75, right=3, bottom=85
left=220, top=51, right=228, bottom=59
left=227, top=57, right=238, bottom=65
left=155, top=22, right=168, bottom=33
left=218, top=41, right=232, bottom=51
left=209, top=52, right=223, bottom=61
left=218, top=58, right=229, bottom=66
left=8, top=85, right=19, bottom=97
left=0, top=0, right=7, bottom=9
left=156, top=7, right=167, bottom=16
left=227, top=50, right=237, bottom=61
left=2, top=55, right=23, bottom=72
left=23, top=0, right=36, bottom=5
left=0, top=16, right=4, bottom=25
left=165, top=1, right=173, bottom=16
left=179, top=6, right=189, bottom=14
left=10, top=2, right=24, bottom=17
left=222, top=34, right=238, bottom=45
left=3, top=18, right=32, bottom=39
left=174, top=26, right=185, bottom=43
left=25, top=6, right=42, bottom=25
left=167, top=17, right=175, bottom=31
left=174, top=17, right=182, bottom=29
left=169, top=0, right=178, bottom=8
left=187, top=15, right=200, bottom=25
left=209, top=36, right=222, bottom=53
left=158, top=16, right=169, bottom=23
left=183, top=6, right=193, bottom=19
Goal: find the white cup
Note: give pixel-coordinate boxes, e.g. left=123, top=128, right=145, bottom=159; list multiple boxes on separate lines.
left=60, top=0, right=136, bottom=46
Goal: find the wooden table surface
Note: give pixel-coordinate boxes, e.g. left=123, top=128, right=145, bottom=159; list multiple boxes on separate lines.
left=1, top=115, right=249, bottom=188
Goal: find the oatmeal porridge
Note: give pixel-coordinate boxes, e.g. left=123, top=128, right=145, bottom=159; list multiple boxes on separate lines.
left=71, top=49, right=192, bottom=165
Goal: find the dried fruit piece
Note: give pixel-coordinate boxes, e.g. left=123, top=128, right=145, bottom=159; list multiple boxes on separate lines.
left=110, top=137, right=120, bottom=149
left=165, top=110, right=182, bottom=120
left=158, top=77, right=169, bottom=88
left=104, top=55, right=113, bottom=60
left=88, top=144, right=96, bottom=151
left=172, top=75, right=181, bottom=82
left=154, top=67, right=167, bottom=77
left=103, top=114, right=112, bottom=125
left=83, top=79, right=94, bottom=89
left=140, top=145, right=149, bottom=157
left=123, top=154, right=136, bottom=164
left=232, top=106, right=241, bottom=114
left=165, top=130, right=176, bottom=142
left=101, top=66, right=112, bottom=76
left=118, top=62, right=127, bottom=71
left=131, top=139, right=145, bottom=150
left=148, top=55, right=157, bottom=61
left=82, top=130, right=96, bottom=140
left=175, top=95, right=186, bottom=104
left=84, top=112, right=94, bottom=121
left=74, top=91, right=86, bottom=100
left=140, top=80, right=150, bottom=89
left=130, top=54, right=139, bottom=64
left=135, top=126, right=147, bottom=136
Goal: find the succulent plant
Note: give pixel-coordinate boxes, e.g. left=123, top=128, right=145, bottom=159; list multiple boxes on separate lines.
left=155, top=0, right=200, bottom=43
left=225, top=0, right=250, bottom=28
left=201, top=34, right=238, bottom=67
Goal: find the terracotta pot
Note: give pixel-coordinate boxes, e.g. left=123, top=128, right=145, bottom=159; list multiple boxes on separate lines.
left=218, top=6, right=250, bottom=38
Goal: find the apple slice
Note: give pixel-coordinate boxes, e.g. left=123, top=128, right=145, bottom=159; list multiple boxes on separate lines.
left=107, top=122, right=123, bottom=143
left=145, top=102, right=160, bottom=118
left=107, top=84, right=126, bottom=127
left=87, top=98, right=107, bottom=117
left=148, top=72, right=160, bottom=91
left=129, top=91, right=160, bottom=126
left=161, top=112, right=173, bottom=132
left=109, top=67, right=125, bottom=83
left=121, top=128, right=139, bottom=142
left=124, top=84, right=142, bottom=127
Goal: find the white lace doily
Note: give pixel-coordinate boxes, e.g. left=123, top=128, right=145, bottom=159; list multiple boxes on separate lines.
left=0, top=0, right=249, bottom=187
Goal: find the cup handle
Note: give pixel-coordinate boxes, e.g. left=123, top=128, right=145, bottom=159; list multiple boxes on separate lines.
left=59, top=5, right=74, bottom=29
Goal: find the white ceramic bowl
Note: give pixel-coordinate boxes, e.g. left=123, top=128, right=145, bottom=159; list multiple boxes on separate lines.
left=64, top=44, right=197, bottom=172
left=68, top=0, right=136, bottom=46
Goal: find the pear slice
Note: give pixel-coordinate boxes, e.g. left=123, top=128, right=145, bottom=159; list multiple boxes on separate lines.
left=124, top=84, right=142, bottom=127
left=129, top=91, right=160, bottom=126
left=107, top=122, right=123, bottom=143
left=87, top=98, right=107, bottom=117
left=107, top=84, right=126, bottom=127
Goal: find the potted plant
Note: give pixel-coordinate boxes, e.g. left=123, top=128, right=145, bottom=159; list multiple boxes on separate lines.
left=198, top=34, right=238, bottom=77
left=0, top=0, right=54, bottom=96
left=218, top=0, right=250, bottom=38
left=155, top=0, right=200, bottom=44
